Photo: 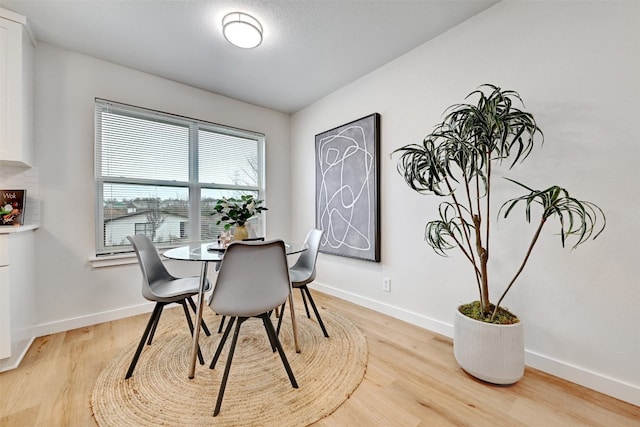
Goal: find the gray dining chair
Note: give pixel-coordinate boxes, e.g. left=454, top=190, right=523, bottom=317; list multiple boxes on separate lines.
left=125, top=234, right=212, bottom=379
left=208, top=239, right=298, bottom=416
left=216, top=236, right=265, bottom=334
left=277, top=228, right=329, bottom=338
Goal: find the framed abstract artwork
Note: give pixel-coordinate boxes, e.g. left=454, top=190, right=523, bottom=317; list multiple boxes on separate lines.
left=315, top=113, right=380, bottom=262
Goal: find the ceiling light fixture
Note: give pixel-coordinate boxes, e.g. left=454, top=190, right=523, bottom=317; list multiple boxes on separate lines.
left=222, top=12, right=263, bottom=49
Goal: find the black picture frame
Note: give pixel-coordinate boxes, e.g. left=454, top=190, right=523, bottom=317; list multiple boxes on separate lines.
left=315, top=113, right=380, bottom=262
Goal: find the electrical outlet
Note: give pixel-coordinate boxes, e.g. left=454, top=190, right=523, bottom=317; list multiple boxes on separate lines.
left=382, top=277, right=391, bottom=292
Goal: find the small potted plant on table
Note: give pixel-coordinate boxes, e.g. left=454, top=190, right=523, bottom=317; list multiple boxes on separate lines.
left=212, top=195, right=267, bottom=241
left=393, top=84, right=605, bottom=384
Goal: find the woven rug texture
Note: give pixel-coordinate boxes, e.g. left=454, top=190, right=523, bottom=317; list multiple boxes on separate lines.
left=91, top=307, right=367, bottom=426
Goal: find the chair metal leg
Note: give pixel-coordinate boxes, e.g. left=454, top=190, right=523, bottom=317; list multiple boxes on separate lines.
left=147, top=303, right=165, bottom=345
left=260, top=313, right=298, bottom=389
left=126, top=303, right=163, bottom=379
left=187, top=296, right=211, bottom=336
left=261, top=315, right=277, bottom=352
left=210, top=317, right=235, bottom=369
left=181, top=300, right=205, bottom=365
left=218, top=316, right=226, bottom=334
left=300, top=287, right=311, bottom=319
left=276, top=301, right=286, bottom=336
left=213, top=317, right=246, bottom=417
left=302, top=286, right=329, bottom=338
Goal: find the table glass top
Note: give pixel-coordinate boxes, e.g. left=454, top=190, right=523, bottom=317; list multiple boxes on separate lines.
left=163, top=240, right=307, bottom=262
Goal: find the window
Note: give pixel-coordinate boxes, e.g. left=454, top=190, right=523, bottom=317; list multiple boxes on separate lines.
left=95, top=99, right=265, bottom=255
left=134, top=223, right=153, bottom=238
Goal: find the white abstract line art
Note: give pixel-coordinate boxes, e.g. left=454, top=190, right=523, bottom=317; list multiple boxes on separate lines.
left=316, top=124, right=373, bottom=254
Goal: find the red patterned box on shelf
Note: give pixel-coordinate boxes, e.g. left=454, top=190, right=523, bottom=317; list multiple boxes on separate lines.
left=0, top=190, right=26, bottom=226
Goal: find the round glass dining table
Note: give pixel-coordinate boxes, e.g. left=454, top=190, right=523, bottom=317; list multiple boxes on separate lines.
left=164, top=240, right=307, bottom=379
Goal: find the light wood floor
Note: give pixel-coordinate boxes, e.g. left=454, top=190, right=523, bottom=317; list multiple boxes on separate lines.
left=1, top=291, right=638, bottom=426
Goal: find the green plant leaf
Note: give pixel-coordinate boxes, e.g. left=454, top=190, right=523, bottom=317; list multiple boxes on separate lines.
left=500, top=179, right=606, bottom=249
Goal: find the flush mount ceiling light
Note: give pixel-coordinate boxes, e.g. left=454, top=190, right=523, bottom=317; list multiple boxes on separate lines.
left=222, top=12, right=263, bottom=49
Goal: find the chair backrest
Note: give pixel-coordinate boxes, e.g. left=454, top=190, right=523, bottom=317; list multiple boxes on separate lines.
left=209, top=239, right=291, bottom=318
left=127, top=234, right=174, bottom=301
left=290, top=229, right=323, bottom=284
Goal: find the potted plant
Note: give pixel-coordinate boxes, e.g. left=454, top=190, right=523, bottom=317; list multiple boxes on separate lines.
left=211, top=195, right=268, bottom=241
left=393, top=84, right=605, bottom=384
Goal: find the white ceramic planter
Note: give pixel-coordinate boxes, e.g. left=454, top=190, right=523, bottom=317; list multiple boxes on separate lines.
left=453, top=307, right=524, bottom=384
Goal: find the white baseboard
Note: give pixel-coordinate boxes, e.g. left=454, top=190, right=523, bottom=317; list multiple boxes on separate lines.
left=524, top=350, right=640, bottom=407
left=0, top=336, right=36, bottom=373
left=311, top=281, right=640, bottom=408
left=1, top=303, right=155, bottom=373
left=33, top=302, right=154, bottom=338
left=20, top=283, right=640, bottom=407
left=311, top=281, right=453, bottom=337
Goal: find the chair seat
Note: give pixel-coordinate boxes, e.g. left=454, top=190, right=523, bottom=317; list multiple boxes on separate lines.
left=149, top=277, right=211, bottom=302
left=288, top=268, right=311, bottom=286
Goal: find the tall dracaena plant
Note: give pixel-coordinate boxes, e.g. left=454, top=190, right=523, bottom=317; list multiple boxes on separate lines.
left=394, top=84, right=605, bottom=321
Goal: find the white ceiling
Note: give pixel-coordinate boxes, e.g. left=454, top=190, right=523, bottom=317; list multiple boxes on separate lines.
left=0, top=0, right=498, bottom=113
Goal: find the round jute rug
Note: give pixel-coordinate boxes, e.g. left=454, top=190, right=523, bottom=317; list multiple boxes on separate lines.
left=91, top=307, right=367, bottom=426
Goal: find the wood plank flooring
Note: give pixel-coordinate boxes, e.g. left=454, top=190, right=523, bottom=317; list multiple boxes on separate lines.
left=1, top=291, right=637, bottom=426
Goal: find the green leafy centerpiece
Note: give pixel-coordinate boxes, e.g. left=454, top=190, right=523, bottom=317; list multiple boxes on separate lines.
left=212, top=195, right=267, bottom=241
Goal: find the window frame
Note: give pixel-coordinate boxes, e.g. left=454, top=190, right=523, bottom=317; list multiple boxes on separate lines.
left=94, top=99, right=266, bottom=255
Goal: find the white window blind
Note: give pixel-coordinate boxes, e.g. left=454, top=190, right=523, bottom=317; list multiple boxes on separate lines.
left=95, top=99, right=265, bottom=255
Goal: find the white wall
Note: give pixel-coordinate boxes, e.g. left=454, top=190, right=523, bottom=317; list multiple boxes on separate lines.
left=291, top=1, right=639, bottom=405
left=33, top=43, right=291, bottom=332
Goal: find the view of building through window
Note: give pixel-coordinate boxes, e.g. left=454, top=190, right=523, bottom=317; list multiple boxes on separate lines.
left=95, top=100, right=264, bottom=255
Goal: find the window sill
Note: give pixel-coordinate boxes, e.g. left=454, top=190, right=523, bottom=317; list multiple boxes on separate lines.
left=89, top=253, right=139, bottom=268
left=89, top=246, right=179, bottom=268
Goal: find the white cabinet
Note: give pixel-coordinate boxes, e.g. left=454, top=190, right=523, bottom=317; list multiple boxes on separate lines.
left=0, top=235, right=9, bottom=359
left=0, top=8, right=34, bottom=167
left=0, top=229, right=36, bottom=370
left=0, top=267, right=9, bottom=359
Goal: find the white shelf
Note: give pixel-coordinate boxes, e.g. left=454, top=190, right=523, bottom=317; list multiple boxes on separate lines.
left=0, top=224, right=38, bottom=234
